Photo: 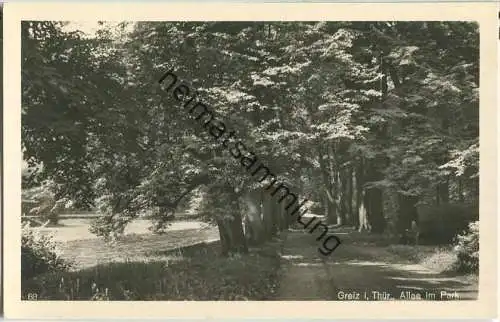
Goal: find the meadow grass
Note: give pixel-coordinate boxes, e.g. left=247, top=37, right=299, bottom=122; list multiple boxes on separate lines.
left=22, top=238, right=283, bottom=301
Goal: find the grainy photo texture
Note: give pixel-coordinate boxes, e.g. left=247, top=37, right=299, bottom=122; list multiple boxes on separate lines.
left=21, top=21, right=480, bottom=301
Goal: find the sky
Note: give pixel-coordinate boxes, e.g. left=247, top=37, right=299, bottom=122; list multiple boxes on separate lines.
left=62, top=21, right=102, bottom=37
left=61, top=21, right=135, bottom=38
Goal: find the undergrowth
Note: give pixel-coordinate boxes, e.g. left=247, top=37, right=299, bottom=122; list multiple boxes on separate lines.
left=387, top=222, right=479, bottom=275
left=22, top=240, right=282, bottom=301
left=22, top=222, right=72, bottom=280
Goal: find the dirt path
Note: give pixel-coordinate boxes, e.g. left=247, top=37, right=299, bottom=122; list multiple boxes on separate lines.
left=276, top=230, right=478, bottom=301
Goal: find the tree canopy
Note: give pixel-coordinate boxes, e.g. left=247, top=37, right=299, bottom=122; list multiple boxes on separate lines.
left=22, top=21, right=479, bottom=251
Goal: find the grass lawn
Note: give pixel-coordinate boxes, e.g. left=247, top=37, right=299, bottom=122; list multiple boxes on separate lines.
left=22, top=238, right=283, bottom=301
left=23, top=217, right=283, bottom=300
left=37, top=218, right=210, bottom=242
left=33, top=218, right=219, bottom=269
left=59, top=226, right=220, bottom=269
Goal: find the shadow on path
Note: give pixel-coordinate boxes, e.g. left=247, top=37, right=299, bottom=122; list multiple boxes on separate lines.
left=276, top=230, right=478, bottom=301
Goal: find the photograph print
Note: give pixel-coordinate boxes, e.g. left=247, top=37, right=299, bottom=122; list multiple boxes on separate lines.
left=20, top=20, right=480, bottom=302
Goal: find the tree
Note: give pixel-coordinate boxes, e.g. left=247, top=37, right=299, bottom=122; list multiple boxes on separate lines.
left=22, top=21, right=479, bottom=255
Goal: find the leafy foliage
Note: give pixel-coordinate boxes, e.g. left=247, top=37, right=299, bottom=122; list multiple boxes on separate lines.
left=22, top=179, right=73, bottom=225
left=21, top=222, right=72, bottom=280
left=453, top=220, right=479, bottom=273
left=22, top=21, right=479, bottom=244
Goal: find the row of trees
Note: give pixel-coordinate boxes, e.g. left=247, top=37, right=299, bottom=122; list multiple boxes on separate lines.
left=22, top=21, right=479, bottom=254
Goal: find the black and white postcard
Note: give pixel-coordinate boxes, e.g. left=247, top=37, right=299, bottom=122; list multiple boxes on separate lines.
left=2, top=2, right=498, bottom=319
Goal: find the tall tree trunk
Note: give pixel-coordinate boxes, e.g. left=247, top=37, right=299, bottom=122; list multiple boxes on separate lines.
left=242, top=190, right=264, bottom=245
left=325, top=188, right=337, bottom=225
left=437, top=180, right=449, bottom=205
left=272, top=197, right=284, bottom=232
left=380, top=53, right=388, bottom=101
left=230, top=211, right=249, bottom=253
left=351, top=167, right=360, bottom=229
left=358, top=191, right=370, bottom=232
left=322, top=193, right=329, bottom=220
left=366, top=187, right=385, bottom=233
left=317, top=145, right=337, bottom=225
left=355, top=161, right=365, bottom=231
left=216, top=218, right=231, bottom=256
left=365, top=161, right=385, bottom=233
left=334, top=171, right=342, bottom=226
left=458, top=177, right=464, bottom=202
left=397, top=194, right=419, bottom=234
left=280, top=198, right=291, bottom=230
left=346, top=166, right=354, bottom=226
left=216, top=210, right=248, bottom=256
left=262, top=189, right=276, bottom=239
left=337, top=169, right=347, bottom=226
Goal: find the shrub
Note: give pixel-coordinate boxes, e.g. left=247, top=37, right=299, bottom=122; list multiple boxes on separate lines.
left=21, top=180, right=74, bottom=225
left=417, top=202, right=478, bottom=245
left=453, top=220, right=479, bottom=273
left=22, top=180, right=73, bottom=226
left=387, top=244, right=457, bottom=273
left=21, top=222, right=71, bottom=281
left=419, top=247, right=457, bottom=273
